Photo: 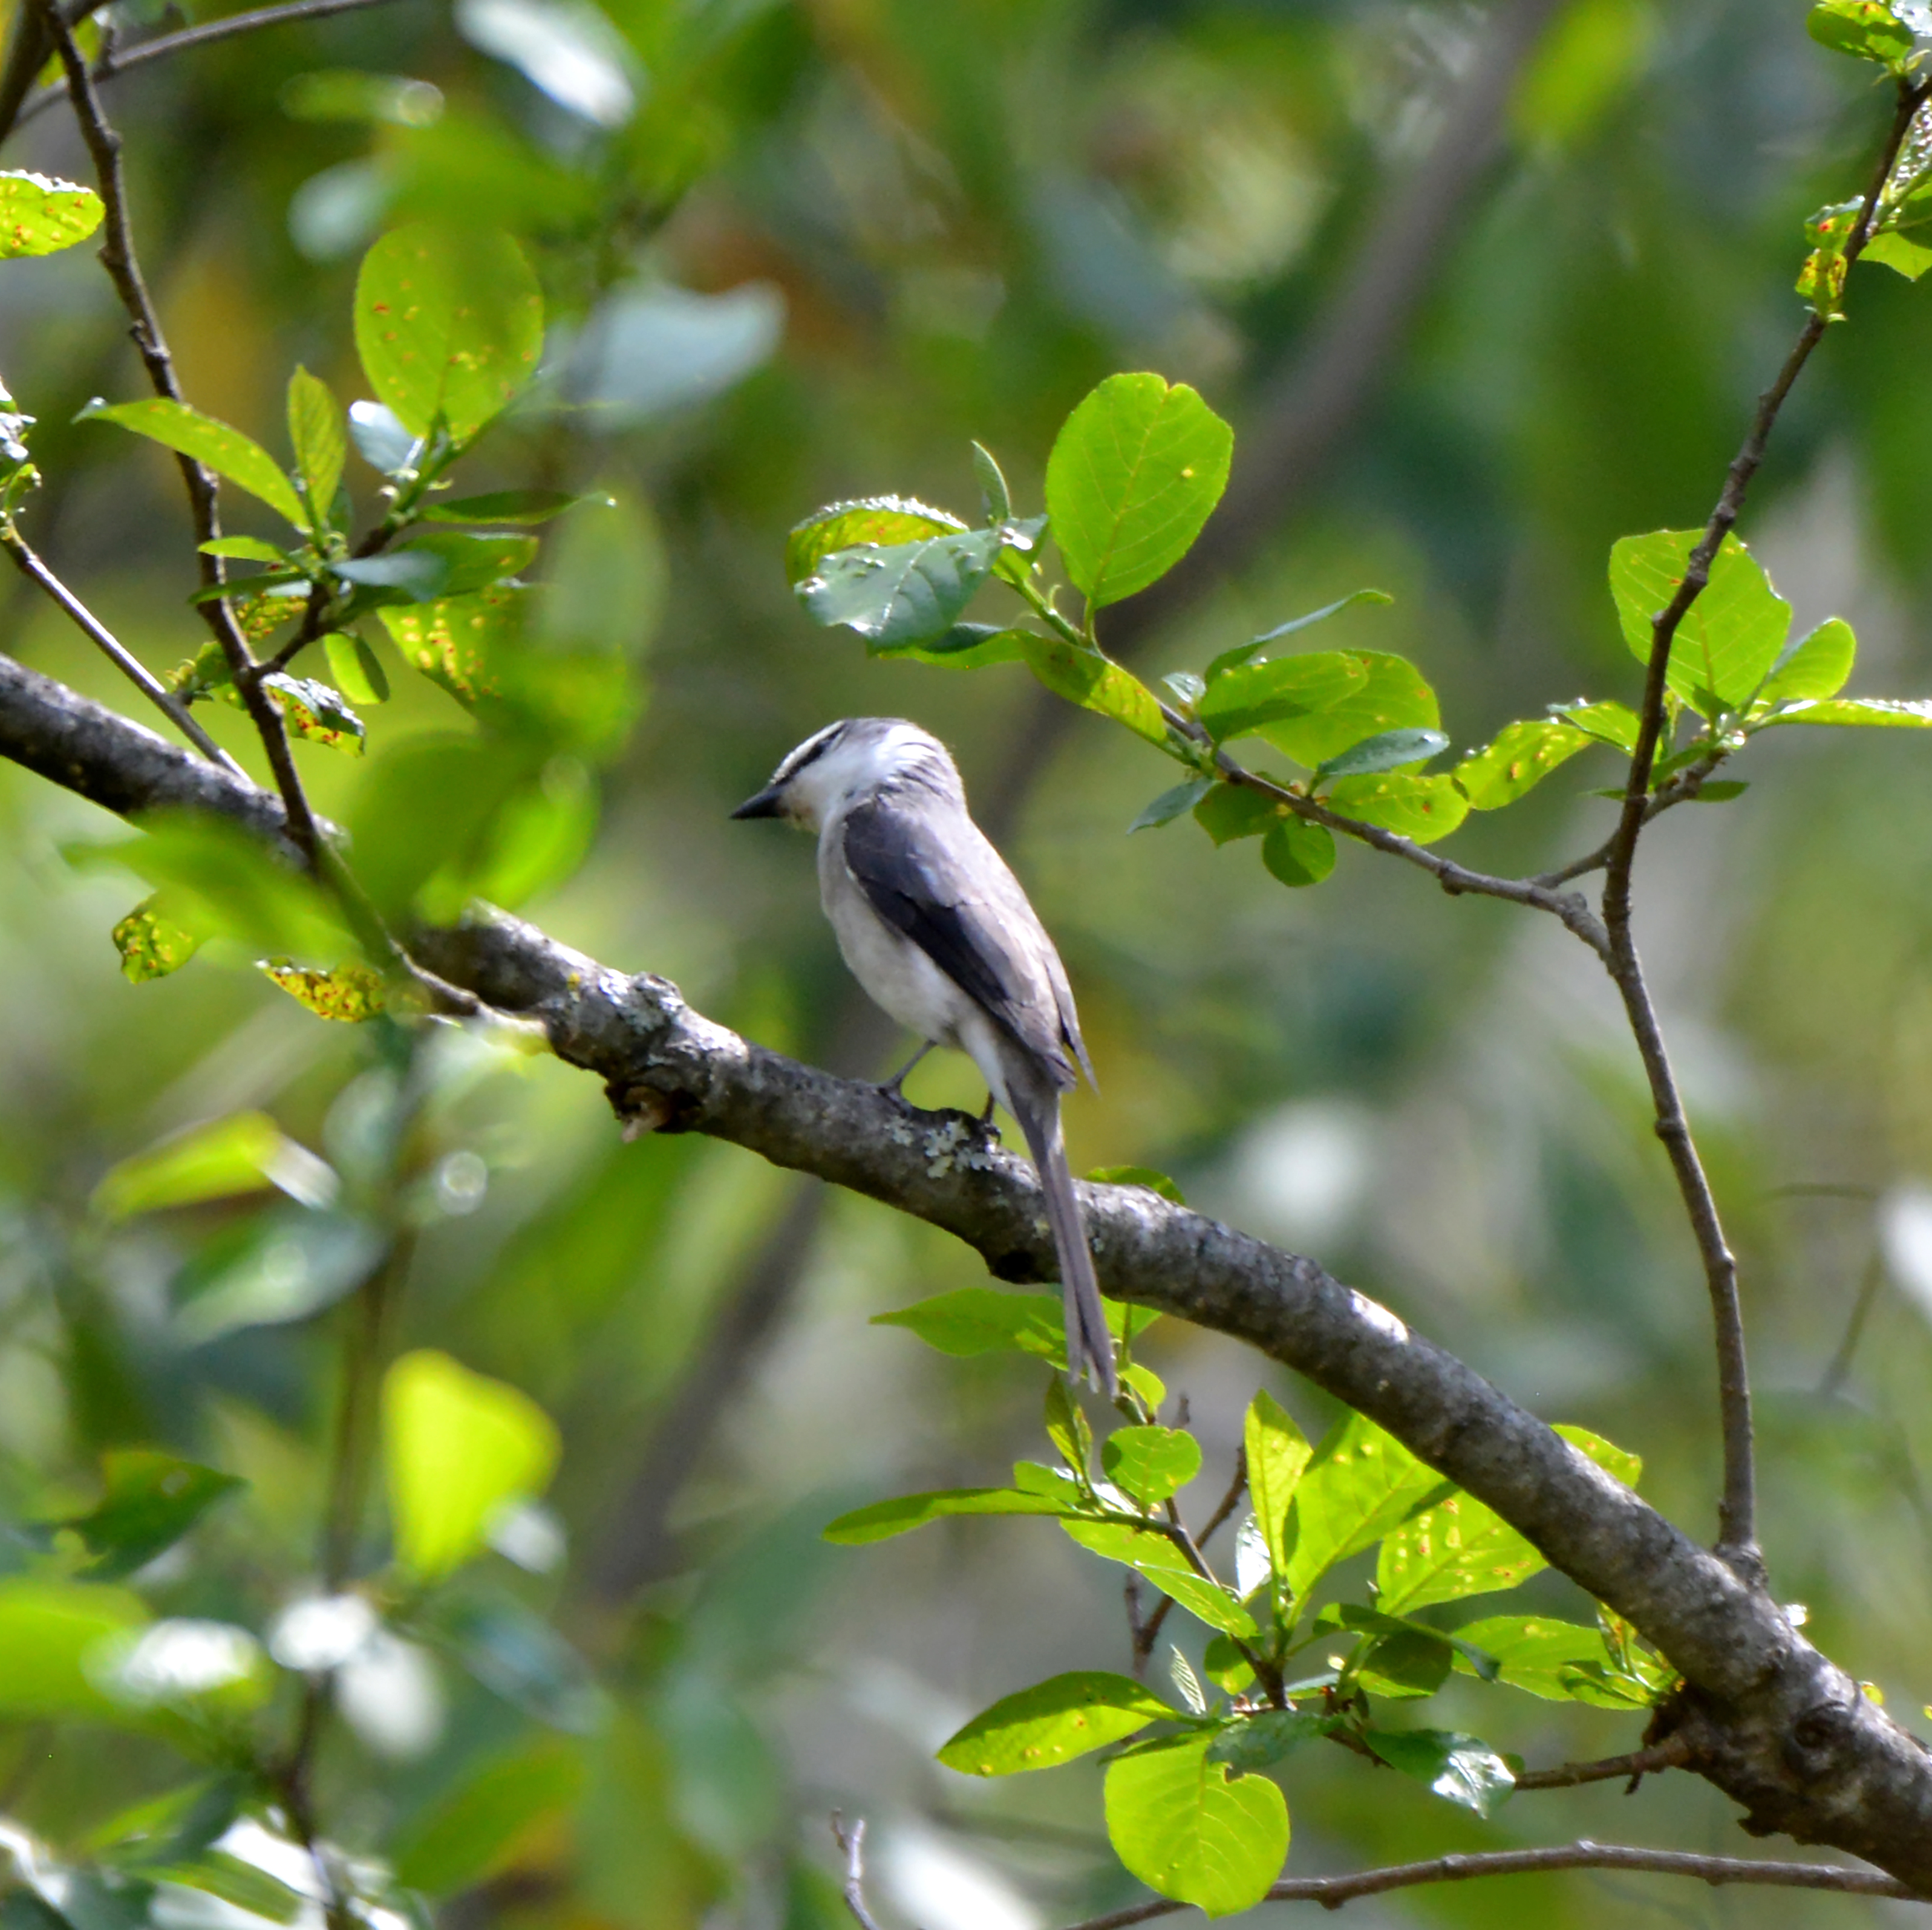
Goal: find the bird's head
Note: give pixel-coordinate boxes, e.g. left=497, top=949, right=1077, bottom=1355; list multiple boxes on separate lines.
left=731, top=717, right=959, bottom=832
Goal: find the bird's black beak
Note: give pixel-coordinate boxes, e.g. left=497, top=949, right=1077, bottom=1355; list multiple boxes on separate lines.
left=731, top=786, right=783, bottom=821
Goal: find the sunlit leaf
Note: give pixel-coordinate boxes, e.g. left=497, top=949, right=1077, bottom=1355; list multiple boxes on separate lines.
left=198, top=536, right=289, bottom=564
left=383, top=1349, right=561, bottom=1581
left=1259, top=651, right=1438, bottom=769
left=1758, top=696, right=1932, bottom=728
left=1244, top=1390, right=1311, bottom=1579
left=1061, top=1519, right=1257, bottom=1635
left=1101, top=1427, right=1202, bottom=1507
left=1204, top=591, right=1392, bottom=680
left=1043, top=1376, right=1092, bottom=1478
left=1449, top=1615, right=1618, bottom=1701
left=78, top=397, right=308, bottom=529
left=1262, top=815, right=1336, bottom=885
left=354, top=223, right=544, bottom=442
left=260, top=672, right=364, bottom=754
left=1197, top=651, right=1368, bottom=743
left=91, top=1112, right=338, bottom=1221
left=1325, top=772, right=1467, bottom=844
left=377, top=582, right=521, bottom=705
left=1105, top=1733, right=1287, bottom=1917
left=938, top=1672, right=1173, bottom=1776
left=323, top=631, right=390, bottom=705
left=1609, top=530, right=1790, bottom=717
left=1757, top=617, right=1855, bottom=707
left=784, top=496, right=965, bottom=586
left=286, top=365, right=345, bottom=521
left=822, top=1485, right=1088, bottom=1545
left=1553, top=1423, right=1643, bottom=1490
left=1018, top=635, right=1170, bottom=746
left=148, top=1852, right=304, bottom=1923
left=61, top=1450, right=245, bottom=1581
left=113, top=895, right=203, bottom=983
left=1553, top=699, right=1640, bottom=752
left=1363, top=1728, right=1515, bottom=1816
left=872, top=621, right=1030, bottom=669
left=871, top=1286, right=1158, bottom=1363
left=0, top=169, right=103, bottom=256
left=1807, top=0, right=1916, bottom=66
left=391, top=1739, right=587, bottom=1894
left=261, top=960, right=388, bottom=1022
left=1315, top=728, right=1447, bottom=782
left=1282, top=1411, right=1449, bottom=1603
left=1455, top=719, right=1592, bottom=809
left=1374, top=1491, right=1544, bottom=1614
left=0, top=1579, right=148, bottom=1719
left=1086, top=1164, right=1186, bottom=1204
left=798, top=529, right=1000, bottom=645
left=1045, top=373, right=1233, bottom=607
left=348, top=399, right=416, bottom=474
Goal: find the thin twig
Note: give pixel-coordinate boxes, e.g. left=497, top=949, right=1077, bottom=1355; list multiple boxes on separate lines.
left=1820, top=1248, right=1887, bottom=1400
left=0, top=531, right=240, bottom=772
left=1058, top=1842, right=1918, bottom=1928
left=1513, top=1736, right=1692, bottom=1792
left=15, top=0, right=400, bottom=134
left=1136, top=1448, right=1248, bottom=1666
left=1591, top=80, right=1931, bottom=1576
left=831, top=1816, right=893, bottom=1930
left=38, top=0, right=323, bottom=862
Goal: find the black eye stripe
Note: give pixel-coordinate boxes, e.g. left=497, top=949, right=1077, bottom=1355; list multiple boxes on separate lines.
left=775, top=722, right=847, bottom=784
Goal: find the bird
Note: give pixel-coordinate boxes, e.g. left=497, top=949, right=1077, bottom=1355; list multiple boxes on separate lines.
left=732, top=717, right=1117, bottom=1398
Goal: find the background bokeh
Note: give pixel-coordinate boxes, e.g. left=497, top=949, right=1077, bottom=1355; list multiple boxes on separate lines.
left=1, top=0, right=1930, bottom=1923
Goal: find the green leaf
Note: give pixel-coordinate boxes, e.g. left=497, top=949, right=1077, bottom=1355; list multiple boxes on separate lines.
left=79, top=810, right=351, bottom=960
left=871, top=1286, right=1157, bottom=1363
left=785, top=496, right=965, bottom=586
left=391, top=1739, right=587, bottom=1895
left=61, top=1450, right=244, bottom=1580
left=286, top=365, right=345, bottom=521
left=1062, top=1519, right=1257, bottom=1635
left=354, top=223, right=544, bottom=442
left=323, top=630, right=390, bottom=705
left=0, top=1579, right=148, bottom=1718
left=1609, top=531, right=1790, bottom=717
left=1102, top=1426, right=1202, bottom=1506
left=1552, top=1423, right=1643, bottom=1490
left=1553, top=699, right=1640, bottom=752
left=1807, top=0, right=1916, bottom=66
left=1862, top=229, right=1932, bottom=279
left=1375, top=1491, right=1544, bottom=1614
left=938, top=1672, right=1173, bottom=1776
left=91, top=1112, right=336, bottom=1221
left=1758, top=697, right=1932, bottom=728
left=112, top=895, right=202, bottom=983
left=798, top=529, right=1000, bottom=645
left=259, top=671, right=364, bottom=754
left=1131, top=777, right=1215, bottom=831
left=1449, top=1615, right=1618, bottom=1701
left=1086, top=1164, right=1186, bottom=1204
left=1044, top=1376, right=1093, bottom=1478
left=0, top=169, right=103, bottom=255
left=822, top=1486, right=1085, bottom=1545
left=1282, top=1411, right=1449, bottom=1604
left=1105, top=1733, right=1287, bottom=1917
left=971, top=440, right=1012, bottom=524
left=1045, top=373, right=1232, bottom=608
left=1692, top=780, right=1749, bottom=801
left=1325, top=773, right=1467, bottom=844
left=147, top=1852, right=304, bottom=1923
left=1196, top=652, right=1368, bottom=743
left=383, top=1349, right=561, bottom=1582
left=1363, top=1729, right=1515, bottom=1816
left=363, top=529, right=538, bottom=601
left=1201, top=1634, right=1254, bottom=1695
left=261, top=960, right=388, bottom=1022
left=1758, top=617, right=1856, bottom=706
left=1262, top=815, right=1336, bottom=887
left=1205, top=591, right=1394, bottom=680
left=1357, top=1627, right=1453, bottom=1699
left=347, top=398, right=416, bottom=473
left=198, top=536, right=289, bottom=563
left=78, top=398, right=308, bottom=529
left=1206, top=1709, right=1333, bottom=1770
left=1259, top=651, right=1439, bottom=769
left=1315, top=728, right=1448, bottom=783
left=1244, top=1391, right=1312, bottom=1579
left=376, top=583, right=518, bottom=707
left=1194, top=783, right=1283, bottom=844
left=1018, top=634, right=1171, bottom=747
left=424, top=487, right=611, bottom=526
left=1455, top=719, right=1592, bottom=809
left=872, top=621, right=1029, bottom=668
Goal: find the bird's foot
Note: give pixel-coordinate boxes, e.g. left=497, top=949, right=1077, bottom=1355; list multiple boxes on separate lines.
left=875, top=1041, right=936, bottom=1107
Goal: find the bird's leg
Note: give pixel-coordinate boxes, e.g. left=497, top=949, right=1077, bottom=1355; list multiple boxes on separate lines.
left=876, top=1040, right=935, bottom=1103
left=980, top=1091, right=998, bottom=1126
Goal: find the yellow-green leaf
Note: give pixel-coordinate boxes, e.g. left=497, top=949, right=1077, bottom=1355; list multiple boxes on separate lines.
left=1105, top=1733, right=1287, bottom=1917
left=1019, top=634, right=1169, bottom=746
left=0, top=169, right=103, bottom=256
left=91, top=1112, right=336, bottom=1221
left=1455, top=719, right=1591, bottom=809
left=78, top=397, right=308, bottom=529
left=261, top=960, right=388, bottom=1021
left=938, top=1672, right=1172, bottom=1776
left=287, top=365, right=346, bottom=518
left=112, top=895, right=203, bottom=982
left=785, top=495, right=965, bottom=587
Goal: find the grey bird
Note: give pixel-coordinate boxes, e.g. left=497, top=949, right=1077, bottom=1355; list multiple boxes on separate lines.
left=733, top=717, right=1116, bottom=1398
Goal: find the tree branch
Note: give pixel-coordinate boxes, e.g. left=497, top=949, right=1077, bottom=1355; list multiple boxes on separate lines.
left=830, top=1816, right=889, bottom=1930
left=13, top=0, right=401, bottom=135
left=8, top=657, right=1932, bottom=1888
left=38, top=0, right=323, bottom=864
left=1513, top=1736, right=1691, bottom=1793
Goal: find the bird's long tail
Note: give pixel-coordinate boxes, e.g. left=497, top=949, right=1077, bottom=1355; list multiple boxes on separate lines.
left=1011, top=1085, right=1117, bottom=1400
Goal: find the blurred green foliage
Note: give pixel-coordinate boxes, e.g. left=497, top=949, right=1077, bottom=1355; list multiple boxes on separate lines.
left=4, top=0, right=1932, bottom=1925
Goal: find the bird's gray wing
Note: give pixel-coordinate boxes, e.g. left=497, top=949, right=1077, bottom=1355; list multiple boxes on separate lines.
left=840, top=794, right=1074, bottom=1078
